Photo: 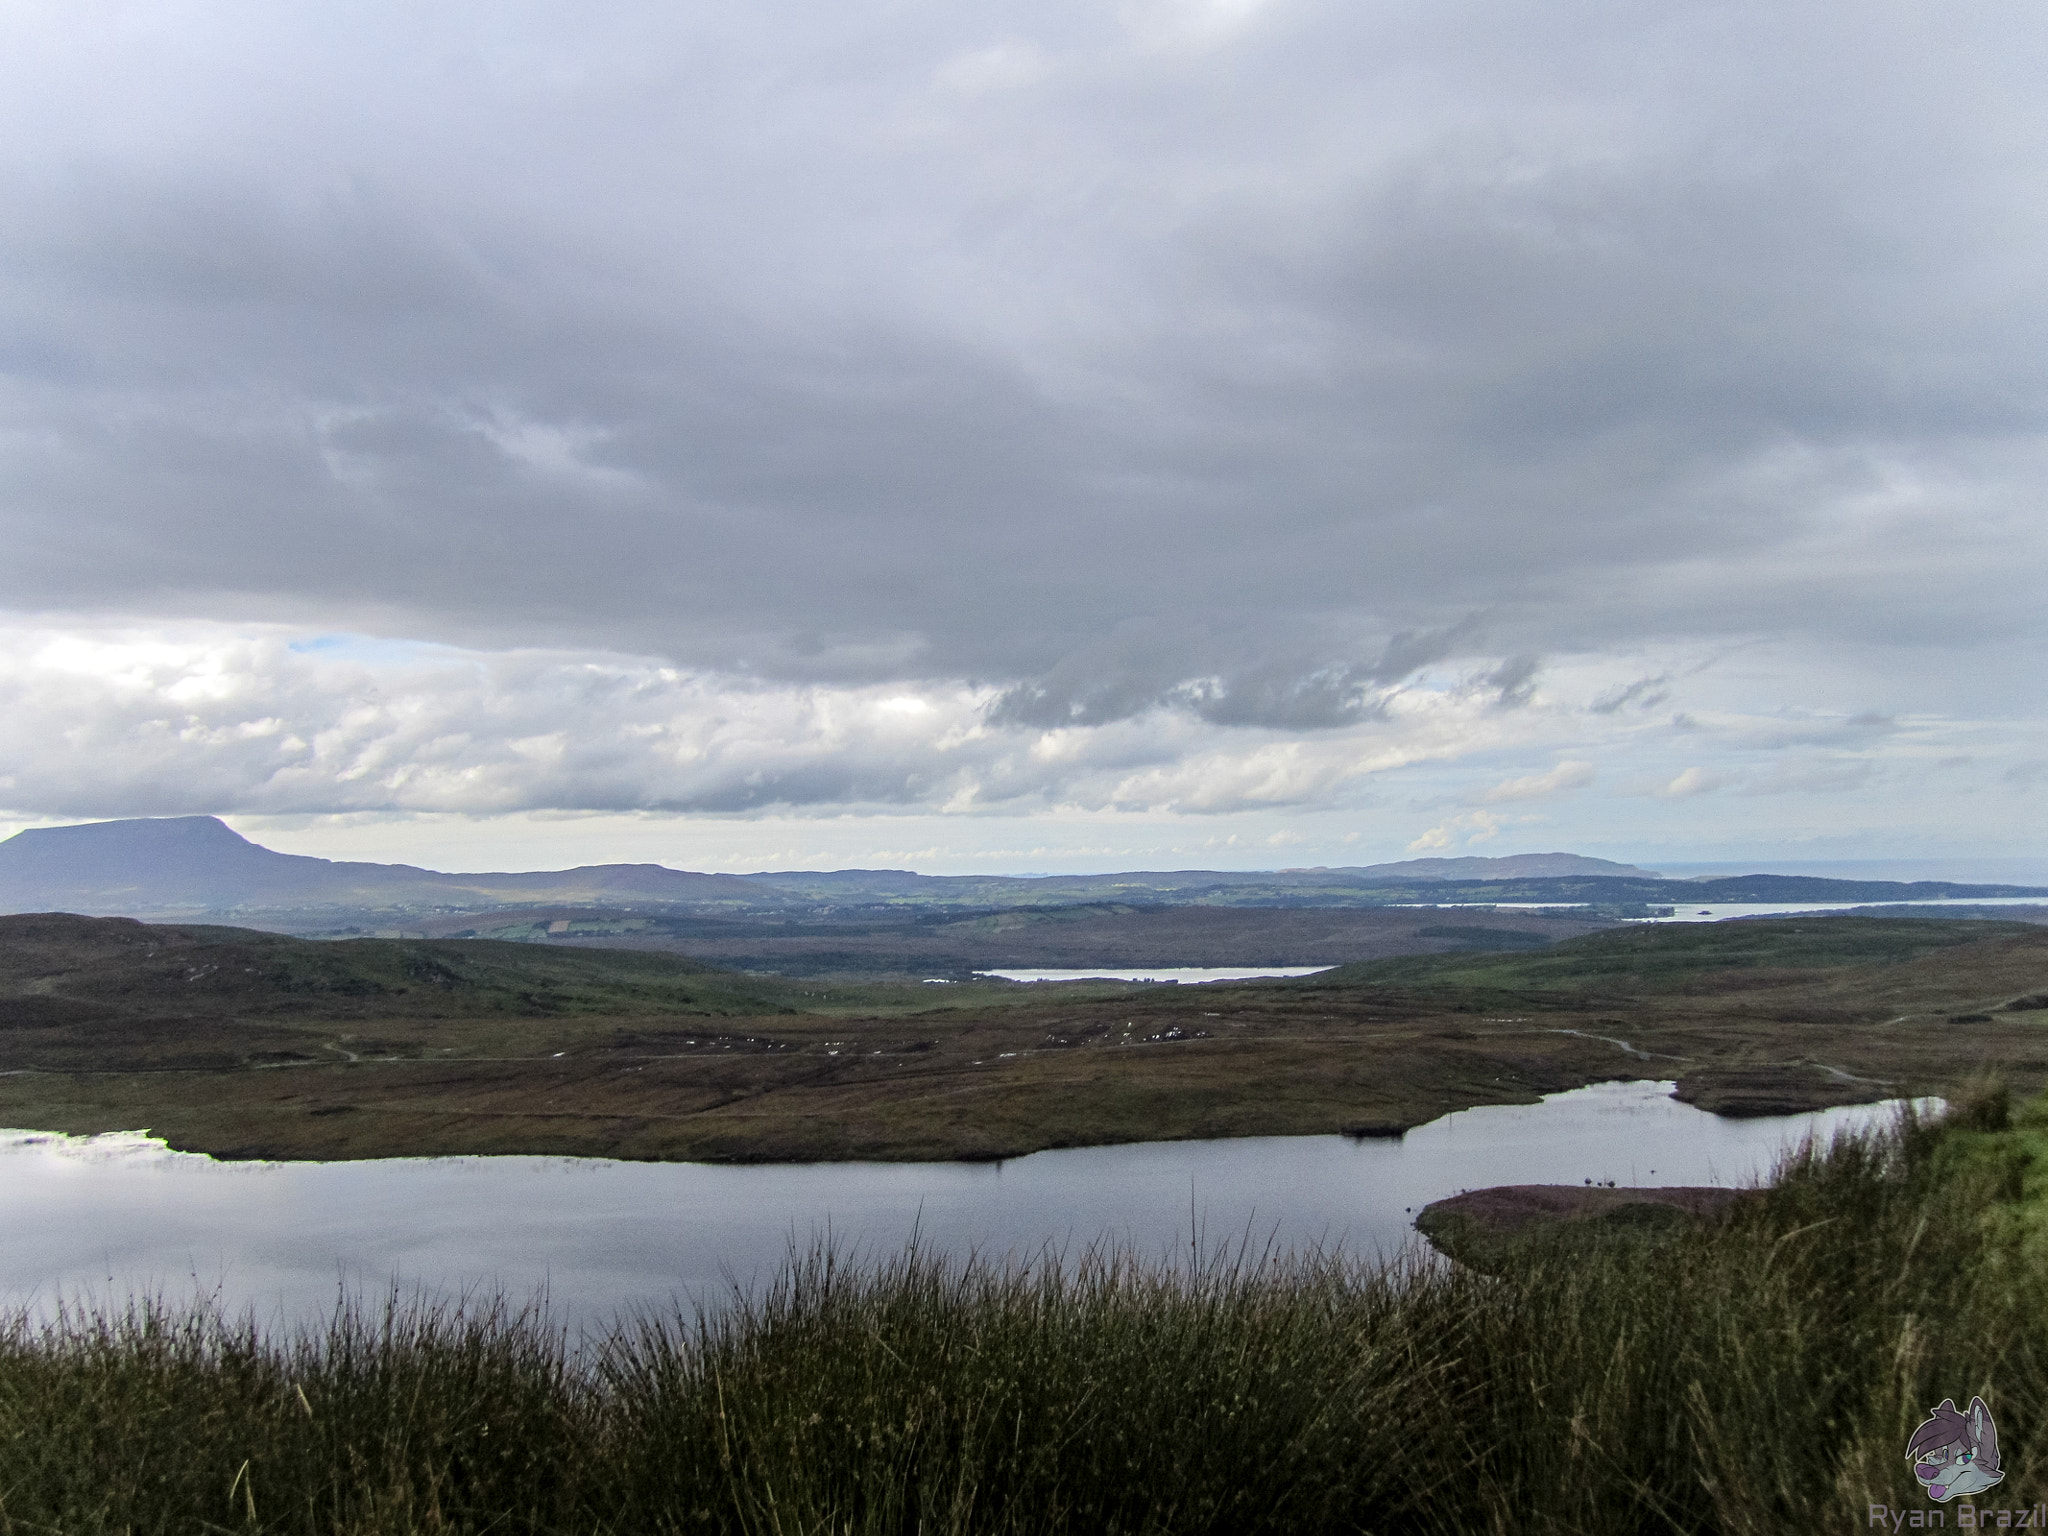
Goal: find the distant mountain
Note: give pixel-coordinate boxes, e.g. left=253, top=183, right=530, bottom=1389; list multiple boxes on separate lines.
left=0, top=817, right=788, bottom=915
left=1313, top=853, right=1661, bottom=880
left=666, top=863, right=2048, bottom=910
left=740, top=853, right=1658, bottom=904
left=4, top=817, right=2042, bottom=924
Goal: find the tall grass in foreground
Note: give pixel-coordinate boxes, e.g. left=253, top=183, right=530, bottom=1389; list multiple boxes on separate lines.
left=2, top=1095, right=2042, bottom=1535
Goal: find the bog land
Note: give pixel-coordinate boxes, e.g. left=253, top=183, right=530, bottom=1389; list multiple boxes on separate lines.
left=2, top=912, right=2045, bottom=1162
left=390, top=900, right=1615, bottom=981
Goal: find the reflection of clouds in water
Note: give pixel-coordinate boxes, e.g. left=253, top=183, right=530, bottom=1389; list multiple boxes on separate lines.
left=0, top=1086, right=1928, bottom=1332
left=3, top=1129, right=219, bottom=1167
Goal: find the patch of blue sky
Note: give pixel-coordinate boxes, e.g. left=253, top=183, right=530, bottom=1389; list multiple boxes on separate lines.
left=285, top=633, right=470, bottom=667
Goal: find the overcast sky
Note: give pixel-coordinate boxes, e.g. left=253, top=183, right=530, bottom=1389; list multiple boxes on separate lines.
left=2, top=0, right=2044, bottom=874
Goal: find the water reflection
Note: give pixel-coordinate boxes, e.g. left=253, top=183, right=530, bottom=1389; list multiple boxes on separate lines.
left=0, top=1081, right=1931, bottom=1330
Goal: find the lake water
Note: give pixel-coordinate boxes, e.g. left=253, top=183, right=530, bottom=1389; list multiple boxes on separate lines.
left=1407, top=898, right=2048, bottom=922
left=0, top=1082, right=1932, bottom=1332
left=1635, top=898, right=2048, bottom=923
left=976, top=966, right=1333, bottom=983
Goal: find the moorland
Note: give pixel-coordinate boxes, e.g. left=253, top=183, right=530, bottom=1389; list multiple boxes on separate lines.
left=2, top=911, right=2045, bottom=1162
left=392, top=900, right=1614, bottom=981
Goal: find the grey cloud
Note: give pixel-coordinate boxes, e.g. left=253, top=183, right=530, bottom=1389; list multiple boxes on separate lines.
left=0, top=0, right=2045, bottom=749
left=1482, top=655, right=1542, bottom=709
left=1633, top=709, right=1896, bottom=752
left=984, top=620, right=1479, bottom=729
left=1725, top=713, right=1898, bottom=750
left=980, top=622, right=1202, bottom=729
left=1372, top=623, right=1484, bottom=683
left=1178, top=664, right=1393, bottom=730
left=1591, top=676, right=1671, bottom=714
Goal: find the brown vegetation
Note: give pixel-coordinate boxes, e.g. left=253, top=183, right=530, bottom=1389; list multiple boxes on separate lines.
left=0, top=913, right=2044, bottom=1162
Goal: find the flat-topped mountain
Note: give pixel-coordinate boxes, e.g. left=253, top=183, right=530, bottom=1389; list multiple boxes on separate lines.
left=0, top=816, right=787, bottom=916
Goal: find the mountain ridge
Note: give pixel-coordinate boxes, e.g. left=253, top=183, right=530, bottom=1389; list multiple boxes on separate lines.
left=2, top=817, right=2043, bottom=921
left=0, top=816, right=787, bottom=914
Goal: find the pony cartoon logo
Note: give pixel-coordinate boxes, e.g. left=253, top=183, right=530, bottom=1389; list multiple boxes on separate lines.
left=1907, top=1397, right=2003, bottom=1503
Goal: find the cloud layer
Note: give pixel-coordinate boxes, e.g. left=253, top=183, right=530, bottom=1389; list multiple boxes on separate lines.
left=1, top=1, right=2045, bottom=858
left=0, top=619, right=2036, bottom=871
left=0, top=621, right=1583, bottom=819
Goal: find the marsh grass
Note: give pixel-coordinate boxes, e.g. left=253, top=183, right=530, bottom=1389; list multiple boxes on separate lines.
left=2, top=1097, right=2042, bottom=1534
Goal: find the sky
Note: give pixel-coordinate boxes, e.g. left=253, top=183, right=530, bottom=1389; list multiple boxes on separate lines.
left=2, top=0, right=2045, bottom=876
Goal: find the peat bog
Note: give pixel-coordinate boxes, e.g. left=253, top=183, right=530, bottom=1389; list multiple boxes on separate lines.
left=0, top=912, right=2044, bottom=1162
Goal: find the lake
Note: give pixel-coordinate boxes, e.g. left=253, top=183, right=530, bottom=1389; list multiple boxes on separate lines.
left=1409, top=898, right=2048, bottom=923
left=1637, top=898, right=2048, bottom=922
left=976, top=966, right=1333, bottom=983
left=0, top=1082, right=1931, bottom=1331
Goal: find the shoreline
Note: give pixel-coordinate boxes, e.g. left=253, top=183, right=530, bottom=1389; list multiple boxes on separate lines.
left=0, top=1078, right=1935, bottom=1170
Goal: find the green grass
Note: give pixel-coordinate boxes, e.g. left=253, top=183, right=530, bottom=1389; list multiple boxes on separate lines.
left=2, top=1093, right=2043, bottom=1533
left=1923, top=1083, right=2048, bottom=1274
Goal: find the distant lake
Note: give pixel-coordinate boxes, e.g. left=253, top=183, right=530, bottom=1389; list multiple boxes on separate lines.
left=971, top=901, right=2048, bottom=986
left=1401, top=898, right=2048, bottom=923
left=974, top=966, right=1333, bottom=983
left=0, top=1083, right=1931, bottom=1332
left=1635, top=898, right=2048, bottom=923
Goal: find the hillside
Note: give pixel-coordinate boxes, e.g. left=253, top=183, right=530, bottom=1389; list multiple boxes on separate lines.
left=407, top=901, right=1615, bottom=978
left=0, top=912, right=812, bottom=1026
